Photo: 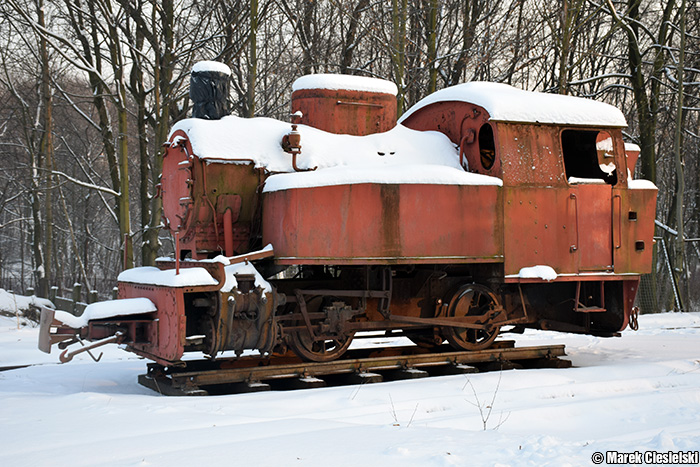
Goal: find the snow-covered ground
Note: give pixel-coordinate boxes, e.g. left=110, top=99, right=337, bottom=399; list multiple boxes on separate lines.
left=1, top=311, right=699, bottom=466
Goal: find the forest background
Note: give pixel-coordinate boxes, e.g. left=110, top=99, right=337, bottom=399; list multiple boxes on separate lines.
left=0, top=0, right=697, bottom=313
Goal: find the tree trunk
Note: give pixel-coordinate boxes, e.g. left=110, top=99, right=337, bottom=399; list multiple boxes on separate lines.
left=247, top=0, right=258, bottom=117
left=126, top=5, right=153, bottom=267
left=101, top=0, right=133, bottom=269
left=391, top=0, right=407, bottom=116
left=558, top=0, right=571, bottom=94
left=673, top=0, right=687, bottom=310
left=622, top=0, right=674, bottom=185
left=30, top=152, right=46, bottom=297
left=300, top=0, right=315, bottom=75
left=426, top=0, right=438, bottom=93
left=37, top=0, right=53, bottom=296
left=340, top=0, right=370, bottom=74
left=450, top=0, right=480, bottom=86
left=622, top=0, right=675, bottom=312
left=148, top=0, right=175, bottom=267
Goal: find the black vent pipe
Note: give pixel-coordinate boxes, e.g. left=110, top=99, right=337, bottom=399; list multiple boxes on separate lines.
left=190, top=61, right=231, bottom=120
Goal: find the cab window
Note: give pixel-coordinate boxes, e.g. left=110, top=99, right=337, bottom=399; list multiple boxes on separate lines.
left=561, top=129, right=617, bottom=185
left=478, top=123, right=496, bottom=170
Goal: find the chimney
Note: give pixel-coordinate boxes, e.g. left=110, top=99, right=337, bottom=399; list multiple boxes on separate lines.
left=190, top=61, right=232, bottom=120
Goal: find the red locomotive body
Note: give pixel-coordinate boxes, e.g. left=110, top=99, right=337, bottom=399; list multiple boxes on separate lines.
left=40, top=70, right=657, bottom=366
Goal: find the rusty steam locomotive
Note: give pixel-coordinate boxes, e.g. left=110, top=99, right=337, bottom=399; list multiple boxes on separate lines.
left=40, top=62, right=657, bottom=365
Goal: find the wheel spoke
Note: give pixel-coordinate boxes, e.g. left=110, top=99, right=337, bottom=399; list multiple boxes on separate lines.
left=287, top=296, right=354, bottom=362
left=444, top=284, right=501, bottom=351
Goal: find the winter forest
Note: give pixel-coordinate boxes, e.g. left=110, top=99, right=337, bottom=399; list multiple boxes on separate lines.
left=0, top=0, right=697, bottom=312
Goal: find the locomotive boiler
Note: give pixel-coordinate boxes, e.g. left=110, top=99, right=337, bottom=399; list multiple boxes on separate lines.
left=40, top=62, right=657, bottom=365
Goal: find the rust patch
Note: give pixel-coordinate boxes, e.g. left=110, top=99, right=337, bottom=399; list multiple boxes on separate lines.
left=292, top=88, right=396, bottom=136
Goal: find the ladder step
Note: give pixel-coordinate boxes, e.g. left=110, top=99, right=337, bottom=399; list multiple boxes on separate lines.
left=575, top=306, right=606, bottom=313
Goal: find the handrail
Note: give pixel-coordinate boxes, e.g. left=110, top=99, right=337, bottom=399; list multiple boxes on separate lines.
left=569, top=192, right=579, bottom=253
left=336, top=100, right=384, bottom=108
left=613, top=194, right=622, bottom=249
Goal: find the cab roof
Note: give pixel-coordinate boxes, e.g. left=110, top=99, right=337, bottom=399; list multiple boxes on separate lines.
left=399, top=82, right=627, bottom=128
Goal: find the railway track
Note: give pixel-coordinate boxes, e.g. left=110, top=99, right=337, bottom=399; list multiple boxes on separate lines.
left=139, top=341, right=570, bottom=396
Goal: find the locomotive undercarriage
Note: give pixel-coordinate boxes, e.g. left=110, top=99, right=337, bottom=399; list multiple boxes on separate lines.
left=266, top=264, right=516, bottom=361
left=168, top=263, right=519, bottom=362
left=183, top=279, right=284, bottom=358
left=183, top=263, right=632, bottom=363
left=511, top=280, right=630, bottom=337
left=282, top=269, right=630, bottom=360
left=41, top=261, right=636, bottom=365
left=267, top=269, right=631, bottom=361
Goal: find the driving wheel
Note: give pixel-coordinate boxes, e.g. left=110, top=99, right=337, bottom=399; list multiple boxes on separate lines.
left=287, top=296, right=354, bottom=362
left=443, top=283, right=501, bottom=351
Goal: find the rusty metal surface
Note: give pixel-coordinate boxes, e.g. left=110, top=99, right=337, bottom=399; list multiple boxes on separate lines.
left=479, top=122, right=653, bottom=278
left=625, top=147, right=640, bottom=173
left=263, top=183, right=503, bottom=265
left=132, top=80, right=657, bottom=368
left=138, top=343, right=568, bottom=395
left=505, top=274, right=642, bottom=284
left=161, top=132, right=194, bottom=233
left=575, top=184, right=613, bottom=272
left=497, top=123, right=567, bottom=186
left=613, top=187, right=657, bottom=274
left=118, top=283, right=185, bottom=364
left=620, top=278, right=640, bottom=331
left=400, top=102, right=489, bottom=146
left=503, top=187, right=577, bottom=275
left=400, top=101, right=506, bottom=179
left=162, top=134, right=266, bottom=259
left=59, top=332, right=124, bottom=363
left=292, top=88, right=396, bottom=136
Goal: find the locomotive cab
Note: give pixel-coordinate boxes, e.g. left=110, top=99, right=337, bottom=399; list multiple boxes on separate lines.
left=401, top=82, right=656, bottom=336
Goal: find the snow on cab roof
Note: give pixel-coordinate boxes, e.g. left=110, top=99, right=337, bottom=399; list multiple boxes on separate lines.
left=399, top=82, right=627, bottom=127
left=292, top=74, right=398, bottom=96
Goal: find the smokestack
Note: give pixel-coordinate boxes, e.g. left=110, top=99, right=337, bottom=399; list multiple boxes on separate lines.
left=190, top=61, right=232, bottom=120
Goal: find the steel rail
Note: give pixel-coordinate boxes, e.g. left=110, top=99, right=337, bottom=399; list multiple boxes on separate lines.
left=139, top=343, right=568, bottom=395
